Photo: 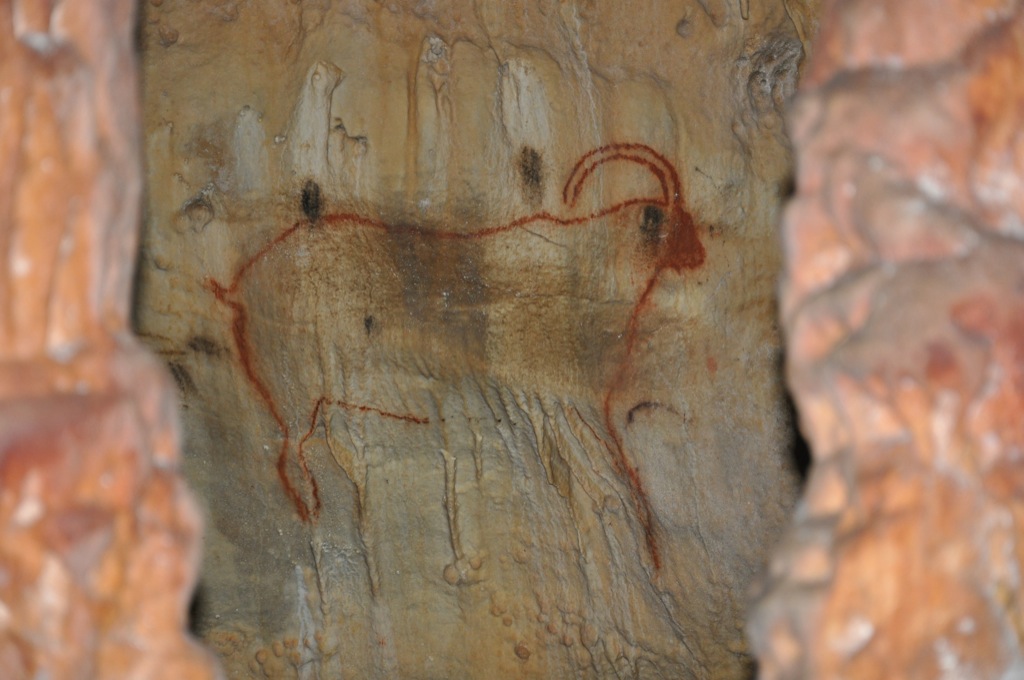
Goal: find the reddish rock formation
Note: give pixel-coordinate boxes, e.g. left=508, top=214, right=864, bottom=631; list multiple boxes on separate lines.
left=750, top=1, right=1024, bottom=677
left=0, top=1, right=219, bottom=678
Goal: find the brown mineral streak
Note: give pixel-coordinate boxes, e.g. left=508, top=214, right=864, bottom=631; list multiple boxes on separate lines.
left=208, top=143, right=706, bottom=569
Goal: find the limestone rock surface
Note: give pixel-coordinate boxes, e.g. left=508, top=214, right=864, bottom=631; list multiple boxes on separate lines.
left=0, top=1, right=220, bottom=678
left=135, top=1, right=809, bottom=677
left=750, top=2, right=1024, bottom=678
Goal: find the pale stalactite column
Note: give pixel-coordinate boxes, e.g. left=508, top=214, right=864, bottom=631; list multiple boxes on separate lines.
left=0, top=1, right=220, bottom=678
left=750, top=1, right=1024, bottom=678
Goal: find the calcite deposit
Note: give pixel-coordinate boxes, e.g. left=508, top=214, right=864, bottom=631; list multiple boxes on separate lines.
left=750, top=1, right=1024, bottom=678
left=0, top=1, right=219, bottom=678
left=135, top=1, right=810, bottom=677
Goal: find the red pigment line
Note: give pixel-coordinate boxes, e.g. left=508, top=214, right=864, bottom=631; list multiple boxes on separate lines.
left=563, top=143, right=681, bottom=204
left=207, top=279, right=317, bottom=521
left=214, top=143, right=684, bottom=287
left=571, top=146, right=699, bottom=573
left=594, top=197, right=706, bottom=571
left=603, top=393, right=662, bottom=572
left=435, top=195, right=667, bottom=240
left=567, top=154, right=670, bottom=209
left=289, top=397, right=325, bottom=520
left=572, top=404, right=661, bottom=572
left=208, top=143, right=706, bottom=571
left=332, top=399, right=430, bottom=424
left=600, top=270, right=665, bottom=573
left=624, top=274, right=662, bottom=357
left=298, top=397, right=327, bottom=451
left=292, top=397, right=431, bottom=519
left=206, top=286, right=287, bottom=437
left=221, top=195, right=668, bottom=283
left=229, top=221, right=305, bottom=292
left=213, top=144, right=692, bottom=287
left=319, top=212, right=390, bottom=232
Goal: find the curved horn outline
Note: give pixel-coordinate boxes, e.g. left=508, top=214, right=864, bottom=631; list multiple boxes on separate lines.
left=561, top=142, right=681, bottom=210
left=561, top=143, right=704, bottom=273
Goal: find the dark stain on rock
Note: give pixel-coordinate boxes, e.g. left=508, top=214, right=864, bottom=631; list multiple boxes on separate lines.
left=387, top=224, right=489, bottom=361
left=168, top=362, right=197, bottom=395
left=364, top=315, right=375, bottom=335
left=627, top=401, right=658, bottom=425
left=675, top=17, right=692, bottom=38
left=444, top=248, right=488, bottom=357
left=389, top=226, right=431, bottom=321
left=518, top=146, right=544, bottom=205
left=301, top=180, right=322, bottom=223
left=640, top=205, right=665, bottom=248
left=187, top=335, right=223, bottom=357
left=180, top=192, right=214, bottom=233
left=626, top=400, right=679, bottom=426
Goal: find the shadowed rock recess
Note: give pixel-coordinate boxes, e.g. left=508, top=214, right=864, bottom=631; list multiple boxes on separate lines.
left=135, top=1, right=813, bottom=677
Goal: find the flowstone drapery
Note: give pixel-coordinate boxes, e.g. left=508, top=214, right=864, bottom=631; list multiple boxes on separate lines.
left=750, top=2, right=1024, bottom=677
left=0, top=1, right=219, bottom=678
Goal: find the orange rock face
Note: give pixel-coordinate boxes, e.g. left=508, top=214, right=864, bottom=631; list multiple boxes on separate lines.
left=0, top=1, right=219, bottom=678
left=750, top=2, right=1024, bottom=678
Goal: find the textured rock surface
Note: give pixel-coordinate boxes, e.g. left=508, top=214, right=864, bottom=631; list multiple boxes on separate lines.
left=135, top=1, right=809, bottom=677
left=0, top=1, right=219, bottom=678
left=750, top=1, right=1024, bottom=678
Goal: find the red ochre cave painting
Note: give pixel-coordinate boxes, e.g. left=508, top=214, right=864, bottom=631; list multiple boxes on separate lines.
left=206, top=143, right=706, bottom=572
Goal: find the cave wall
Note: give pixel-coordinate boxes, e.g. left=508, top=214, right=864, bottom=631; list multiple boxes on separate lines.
left=132, top=1, right=810, bottom=678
